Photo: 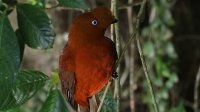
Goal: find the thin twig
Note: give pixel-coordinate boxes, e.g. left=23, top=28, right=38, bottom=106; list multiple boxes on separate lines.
left=45, top=1, right=86, bottom=12
left=136, top=35, right=159, bottom=112
left=182, top=99, right=194, bottom=109
left=97, top=0, right=151, bottom=111
left=45, top=4, right=59, bottom=9
left=97, top=82, right=112, bottom=112
left=135, top=0, right=159, bottom=111
left=112, top=0, right=121, bottom=112
left=96, top=0, right=117, bottom=110
left=194, top=65, right=200, bottom=112
left=44, top=0, right=60, bottom=9
left=127, top=0, right=136, bottom=111
left=119, top=1, right=143, bottom=10
left=55, top=7, right=86, bottom=12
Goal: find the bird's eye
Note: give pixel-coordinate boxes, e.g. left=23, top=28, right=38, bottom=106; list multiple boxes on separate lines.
left=91, top=19, right=98, bottom=26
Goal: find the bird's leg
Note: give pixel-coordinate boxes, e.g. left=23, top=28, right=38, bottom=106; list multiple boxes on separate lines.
left=111, top=71, right=118, bottom=79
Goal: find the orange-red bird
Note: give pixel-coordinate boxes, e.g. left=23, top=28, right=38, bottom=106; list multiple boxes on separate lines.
left=59, top=7, right=118, bottom=109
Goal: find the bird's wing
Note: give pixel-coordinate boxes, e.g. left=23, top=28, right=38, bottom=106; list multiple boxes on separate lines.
left=59, top=44, right=77, bottom=110
left=59, top=70, right=77, bottom=109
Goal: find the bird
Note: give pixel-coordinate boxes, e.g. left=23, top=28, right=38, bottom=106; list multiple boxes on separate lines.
left=59, top=7, right=118, bottom=110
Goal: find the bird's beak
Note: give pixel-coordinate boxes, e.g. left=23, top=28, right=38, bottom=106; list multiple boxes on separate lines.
left=111, top=18, right=118, bottom=24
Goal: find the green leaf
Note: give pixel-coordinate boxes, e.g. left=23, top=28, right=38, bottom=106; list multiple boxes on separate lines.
left=0, top=49, right=17, bottom=110
left=0, top=107, right=22, bottom=112
left=16, top=4, right=55, bottom=49
left=31, top=0, right=46, bottom=8
left=39, top=89, right=70, bottom=112
left=0, top=13, right=20, bottom=109
left=58, top=0, right=89, bottom=10
left=50, top=69, right=60, bottom=86
left=143, top=41, right=155, bottom=59
left=15, top=29, right=25, bottom=64
left=0, top=13, right=20, bottom=70
left=166, top=42, right=177, bottom=59
left=170, top=102, right=186, bottom=112
left=0, top=70, right=49, bottom=110
left=98, top=89, right=116, bottom=112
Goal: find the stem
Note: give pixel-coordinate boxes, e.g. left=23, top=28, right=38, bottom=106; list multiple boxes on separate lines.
left=118, top=1, right=143, bottom=10
left=112, top=0, right=121, bottom=111
left=194, top=66, right=200, bottom=112
left=97, top=82, right=112, bottom=112
left=136, top=35, right=159, bottom=112
left=127, top=0, right=136, bottom=111
left=135, top=0, right=159, bottom=111
left=110, top=0, right=115, bottom=42
left=97, top=0, right=160, bottom=112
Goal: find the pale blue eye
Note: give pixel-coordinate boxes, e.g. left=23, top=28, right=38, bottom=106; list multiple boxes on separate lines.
left=91, top=19, right=98, bottom=25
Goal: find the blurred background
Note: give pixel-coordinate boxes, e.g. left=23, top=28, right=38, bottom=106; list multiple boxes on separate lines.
left=7, top=0, right=200, bottom=112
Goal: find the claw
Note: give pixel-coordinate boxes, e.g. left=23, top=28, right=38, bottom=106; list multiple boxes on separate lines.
left=111, top=72, right=118, bottom=79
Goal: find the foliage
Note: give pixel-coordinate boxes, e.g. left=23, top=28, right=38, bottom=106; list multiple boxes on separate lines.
left=16, top=4, right=55, bottom=49
left=0, top=0, right=89, bottom=111
left=39, top=89, right=70, bottom=112
left=98, top=89, right=117, bottom=112
left=58, top=0, right=89, bottom=10
left=0, top=0, right=189, bottom=111
left=0, top=13, right=20, bottom=110
left=0, top=70, right=49, bottom=110
left=141, top=0, right=185, bottom=112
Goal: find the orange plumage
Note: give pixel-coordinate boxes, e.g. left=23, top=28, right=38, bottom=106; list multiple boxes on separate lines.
left=59, top=7, right=117, bottom=109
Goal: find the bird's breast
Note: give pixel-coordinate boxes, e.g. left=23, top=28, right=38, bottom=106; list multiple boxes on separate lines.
left=75, top=45, right=114, bottom=96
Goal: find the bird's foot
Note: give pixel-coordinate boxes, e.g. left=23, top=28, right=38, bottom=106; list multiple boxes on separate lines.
left=111, top=72, right=118, bottom=80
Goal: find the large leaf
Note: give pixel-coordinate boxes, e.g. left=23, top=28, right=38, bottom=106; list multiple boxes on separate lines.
left=16, top=4, right=55, bottom=49
left=0, top=13, right=20, bottom=70
left=0, top=13, right=20, bottom=109
left=0, top=70, right=49, bottom=110
left=58, top=0, right=89, bottom=10
left=39, top=89, right=70, bottom=112
left=0, top=49, right=17, bottom=109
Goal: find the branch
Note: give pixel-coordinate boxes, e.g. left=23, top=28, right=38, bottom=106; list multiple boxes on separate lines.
left=97, top=82, right=112, bottom=112
left=134, top=0, right=159, bottom=111
left=97, top=0, right=152, bottom=111
left=194, top=66, right=200, bottom=112
left=97, top=0, right=121, bottom=111
left=128, top=0, right=136, bottom=111
left=112, top=0, right=121, bottom=112
left=136, top=35, right=159, bottom=112
left=118, top=1, right=142, bottom=10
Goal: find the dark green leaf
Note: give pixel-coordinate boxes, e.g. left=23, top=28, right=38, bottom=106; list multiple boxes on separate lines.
left=39, top=89, right=70, bottom=112
left=15, top=29, right=25, bottom=64
left=2, top=0, right=17, bottom=7
left=0, top=13, right=20, bottom=109
left=0, top=2, right=6, bottom=13
left=0, top=70, right=49, bottom=110
left=170, top=102, right=186, bottom=112
left=58, top=0, right=89, bottom=10
left=16, top=4, right=55, bottom=49
left=0, top=107, right=22, bottom=112
left=32, top=0, right=46, bottom=8
left=0, top=49, right=17, bottom=110
left=98, top=89, right=116, bottom=112
left=0, top=13, right=20, bottom=70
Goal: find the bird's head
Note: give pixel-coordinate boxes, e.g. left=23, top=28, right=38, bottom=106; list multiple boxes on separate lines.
left=70, top=7, right=117, bottom=36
